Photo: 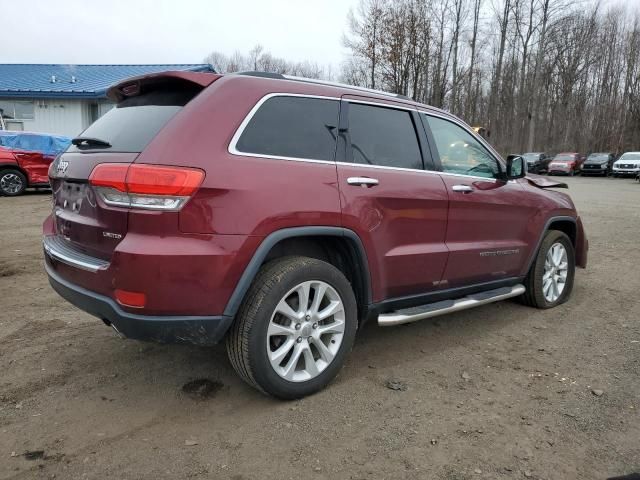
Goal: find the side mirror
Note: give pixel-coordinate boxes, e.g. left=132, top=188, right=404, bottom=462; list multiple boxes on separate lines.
left=506, top=155, right=526, bottom=179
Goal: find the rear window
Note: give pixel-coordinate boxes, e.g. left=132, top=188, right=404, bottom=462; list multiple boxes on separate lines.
left=68, top=86, right=198, bottom=153
left=235, top=96, right=339, bottom=161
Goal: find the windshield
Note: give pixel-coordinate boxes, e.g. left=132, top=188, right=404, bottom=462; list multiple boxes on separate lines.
left=553, top=154, right=575, bottom=162
left=523, top=153, right=540, bottom=160
left=587, top=153, right=609, bottom=161
left=619, top=153, right=640, bottom=161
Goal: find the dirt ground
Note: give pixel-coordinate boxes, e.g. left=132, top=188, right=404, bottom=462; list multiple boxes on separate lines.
left=1, top=176, right=639, bottom=480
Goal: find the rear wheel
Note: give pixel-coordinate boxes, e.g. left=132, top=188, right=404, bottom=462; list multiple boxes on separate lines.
left=0, top=169, right=27, bottom=196
left=226, top=256, right=358, bottom=399
left=521, top=230, right=575, bottom=309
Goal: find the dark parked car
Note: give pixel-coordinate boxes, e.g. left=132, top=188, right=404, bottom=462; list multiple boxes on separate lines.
left=43, top=71, right=588, bottom=399
left=582, top=152, right=615, bottom=176
left=0, top=131, right=71, bottom=196
left=523, top=152, right=550, bottom=173
left=547, top=152, right=584, bottom=176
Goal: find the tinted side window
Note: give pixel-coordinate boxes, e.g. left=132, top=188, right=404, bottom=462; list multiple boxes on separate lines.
left=236, top=96, right=339, bottom=161
left=347, top=103, right=422, bottom=170
left=425, top=115, right=500, bottom=179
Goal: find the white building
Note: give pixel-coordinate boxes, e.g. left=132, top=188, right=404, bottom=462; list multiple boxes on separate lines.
left=0, top=64, right=214, bottom=137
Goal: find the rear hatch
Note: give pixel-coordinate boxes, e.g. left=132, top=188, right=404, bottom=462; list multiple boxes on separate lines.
left=49, top=73, right=216, bottom=260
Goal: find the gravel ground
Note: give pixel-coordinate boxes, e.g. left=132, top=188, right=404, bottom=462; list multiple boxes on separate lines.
left=0, top=176, right=639, bottom=480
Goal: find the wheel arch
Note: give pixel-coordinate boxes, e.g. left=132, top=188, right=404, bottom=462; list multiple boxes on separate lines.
left=0, top=162, right=29, bottom=180
left=0, top=163, right=30, bottom=192
left=223, top=227, right=372, bottom=322
left=547, top=218, right=576, bottom=246
left=523, top=216, right=577, bottom=275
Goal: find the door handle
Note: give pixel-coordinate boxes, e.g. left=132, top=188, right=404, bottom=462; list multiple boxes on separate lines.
left=452, top=184, right=473, bottom=193
left=347, top=177, right=379, bottom=187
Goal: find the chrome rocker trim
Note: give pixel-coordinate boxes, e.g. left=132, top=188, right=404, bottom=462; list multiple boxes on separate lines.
left=378, top=284, right=526, bottom=326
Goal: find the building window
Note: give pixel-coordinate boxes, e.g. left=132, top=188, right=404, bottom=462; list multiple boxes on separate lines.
left=0, top=100, right=35, bottom=120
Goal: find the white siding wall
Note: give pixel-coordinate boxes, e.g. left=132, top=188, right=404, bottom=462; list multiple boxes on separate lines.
left=1, top=98, right=114, bottom=137
left=98, top=102, right=114, bottom=117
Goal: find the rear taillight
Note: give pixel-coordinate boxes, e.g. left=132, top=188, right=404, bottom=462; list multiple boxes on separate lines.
left=89, top=163, right=204, bottom=211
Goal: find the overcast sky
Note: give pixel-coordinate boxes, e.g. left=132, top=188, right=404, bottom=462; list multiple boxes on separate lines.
left=3, top=0, right=359, bottom=67
left=3, top=0, right=634, bottom=69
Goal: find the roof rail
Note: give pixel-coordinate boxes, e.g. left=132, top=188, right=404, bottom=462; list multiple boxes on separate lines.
left=233, top=71, right=411, bottom=101
left=235, top=71, right=285, bottom=80
left=281, top=75, right=410, bottom=100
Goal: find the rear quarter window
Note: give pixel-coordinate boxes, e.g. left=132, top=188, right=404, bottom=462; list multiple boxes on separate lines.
left=234, top=96, right=339, bottom=161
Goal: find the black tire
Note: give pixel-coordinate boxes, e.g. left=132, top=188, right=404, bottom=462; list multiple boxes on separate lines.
left=0, top=169, right=27, bottom=196
left=226, top=256, right=358, bottom=399
left=521, top=230, right=575, bottom=309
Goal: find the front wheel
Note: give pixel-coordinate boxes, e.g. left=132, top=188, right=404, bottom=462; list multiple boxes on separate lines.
left=521, top=230, right=575, bottom=309
left=226, top=256, right=358, bottom=399
left=0, top=169, right=27, bottom=196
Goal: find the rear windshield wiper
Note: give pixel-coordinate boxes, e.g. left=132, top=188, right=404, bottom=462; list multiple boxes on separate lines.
left=71, top=137, right=112, bottom=149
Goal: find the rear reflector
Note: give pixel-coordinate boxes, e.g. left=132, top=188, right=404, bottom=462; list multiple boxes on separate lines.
left=115, top=289, right=147, bottom=308
left=89, top=163, right=204, bottom=211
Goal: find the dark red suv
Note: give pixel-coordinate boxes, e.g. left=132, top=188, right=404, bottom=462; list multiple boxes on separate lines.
left=44, top=71, right=588, bottom=398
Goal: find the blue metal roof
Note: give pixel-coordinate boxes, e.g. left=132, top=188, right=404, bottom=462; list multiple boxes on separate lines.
left=0, top=64, right=215, bottom=99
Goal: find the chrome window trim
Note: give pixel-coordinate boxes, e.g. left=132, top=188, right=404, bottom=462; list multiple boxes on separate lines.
left=228, top=92, right=507, bottom=182
left=334, top=160, right=508, bottom=183
left=345, top=97, right=417, bottom=112
left=228, top=93, right=341, bottom=164
left=337, top=161, right=435, bottom=175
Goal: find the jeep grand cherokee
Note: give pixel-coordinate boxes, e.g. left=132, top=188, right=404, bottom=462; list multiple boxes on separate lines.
left=43, top=71, right=588, bottom=399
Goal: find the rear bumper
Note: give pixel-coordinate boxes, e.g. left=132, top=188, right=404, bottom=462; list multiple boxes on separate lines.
left=45, top=261, right=233, bottom=345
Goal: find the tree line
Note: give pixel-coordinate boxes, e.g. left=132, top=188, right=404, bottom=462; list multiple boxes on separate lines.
left=205, top=0, right=640, bottom=156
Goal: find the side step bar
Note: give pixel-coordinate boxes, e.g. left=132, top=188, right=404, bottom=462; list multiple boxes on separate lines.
left=378, top=284, right=526, bottom=327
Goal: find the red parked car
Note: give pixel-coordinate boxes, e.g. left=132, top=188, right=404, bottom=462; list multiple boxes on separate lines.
left=0, top=131, right=71, bottom=196
left=547, top=152, right=585, bottom=176
left=43, top=71, right=588, bottom=398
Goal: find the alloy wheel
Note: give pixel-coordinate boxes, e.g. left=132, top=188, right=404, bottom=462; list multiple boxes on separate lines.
left=0, top=173, right=24, bottom=195
left=266, top=280, right=345, bottom=382
left=542, top=242, right=568, bottom=302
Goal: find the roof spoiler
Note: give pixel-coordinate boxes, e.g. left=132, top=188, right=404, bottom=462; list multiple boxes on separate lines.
left=107, top=71, right=221, bottom=103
